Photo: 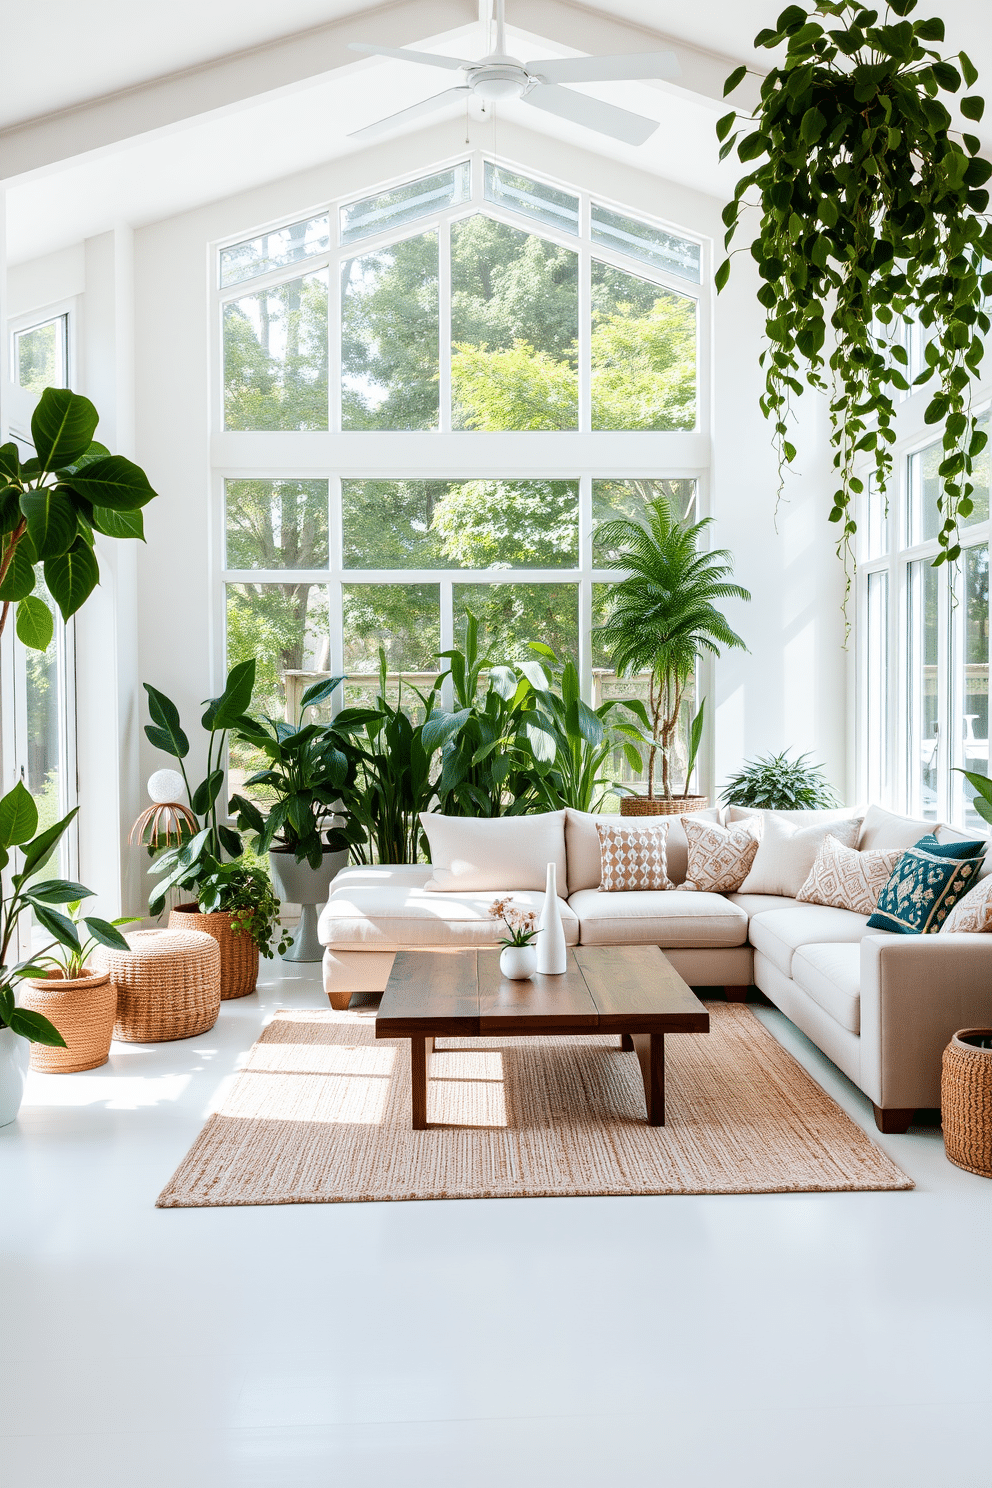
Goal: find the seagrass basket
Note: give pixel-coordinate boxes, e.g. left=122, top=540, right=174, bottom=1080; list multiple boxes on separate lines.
left=620, top=794, right=709, bottom=818
left=168, top=904, right=259, bottom=999
left=23, top=968, right=116, bottom=1073
left=97, top=929, right=220, bottom=1043
left=942, top=1029, right=992, bottom=1178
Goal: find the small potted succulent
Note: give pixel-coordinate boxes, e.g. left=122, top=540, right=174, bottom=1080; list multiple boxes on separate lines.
left=23, top=899, right=136, bottom=1074
left=489, top=897, right=539, bottom=981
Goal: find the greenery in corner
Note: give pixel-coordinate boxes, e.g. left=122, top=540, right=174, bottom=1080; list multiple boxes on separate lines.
left=595, top=496, right=749, bottom=800
left=230, top=676, right=378, bottom=868
left=0, top=783, right=128, bottom=1046
left=0, top=388, right=157, bottom=649
left=721, top=750, right=840, bottom=809
left=194, top=861, right=291, bottom=958
left=33, top=899, right=136, bottom=980
left=718, top=1, right=992, bottom=577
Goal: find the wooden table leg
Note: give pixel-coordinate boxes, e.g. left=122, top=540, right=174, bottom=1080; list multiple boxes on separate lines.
left=410, top=1035, right=435, bottom=1130
left=631, top=1032, right=665, bottom=1126
left=619, top=1032, right=634, bottom=1052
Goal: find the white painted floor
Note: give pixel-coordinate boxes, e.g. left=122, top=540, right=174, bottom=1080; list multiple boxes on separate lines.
left=2, top=958, right=991, bottom=1488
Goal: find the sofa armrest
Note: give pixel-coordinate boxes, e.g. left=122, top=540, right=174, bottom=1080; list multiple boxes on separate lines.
left=859, top=933, right=992, bottom=1109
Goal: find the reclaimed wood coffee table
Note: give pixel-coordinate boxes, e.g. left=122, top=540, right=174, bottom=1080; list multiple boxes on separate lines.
left=375, top=944, right=709, bottom=1130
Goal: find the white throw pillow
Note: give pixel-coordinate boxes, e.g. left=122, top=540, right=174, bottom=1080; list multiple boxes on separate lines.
left=796, top=834, right=902, bottom=915
left=941, top=873, right=992, bottom=933
left=857, top=804, right=934, bottom=851
left=737, top=813, right=862, bottom=898
left=565, top=806, right=720, bottom=890
left=420, top=811, right=567, bottom=893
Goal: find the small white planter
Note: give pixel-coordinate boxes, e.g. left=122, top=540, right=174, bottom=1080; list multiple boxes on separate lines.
left=0, top=1026, right=30, bottom=1128
left=499, top=944, right=537, bottom=981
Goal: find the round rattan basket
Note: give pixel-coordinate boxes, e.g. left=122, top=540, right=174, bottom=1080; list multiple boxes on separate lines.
left=620, top=794, right=709, bottom=818
left=22, top=968, right=116, bottom=1073
left=168, top=904, right=259, bottom=999
left=97, top=929, right=221, bottom=1043
left=942, top=1028, right=992, bottom=1178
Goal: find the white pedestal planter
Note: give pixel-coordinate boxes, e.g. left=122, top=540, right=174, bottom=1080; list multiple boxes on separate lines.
left=269, top=849, right=348, bottom=963
left=0, top=1027, right=30, bottom=1127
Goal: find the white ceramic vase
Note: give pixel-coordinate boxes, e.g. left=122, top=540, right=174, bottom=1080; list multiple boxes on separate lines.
left=499, top=944, right=536, bottom=981
left=537, top=862, right=567, bottom=975
left=0, top=1025, right=30, bottom=1127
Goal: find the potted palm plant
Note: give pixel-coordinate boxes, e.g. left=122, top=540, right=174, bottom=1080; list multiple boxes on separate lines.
left=595, top=495, right=750, bottom=815
left=230, top=676, right=376, bottom=961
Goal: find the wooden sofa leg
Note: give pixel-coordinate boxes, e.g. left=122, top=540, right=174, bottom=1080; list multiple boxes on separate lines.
left=328, top=992, right=353, bottom=1011
left=724, top=986, right=747, bottom=1003
left=872, top=1104, right=915, bottom=1134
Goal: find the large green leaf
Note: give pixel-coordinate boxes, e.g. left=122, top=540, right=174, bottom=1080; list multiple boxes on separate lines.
left=60, top=455, right=156, bottom=511
left=191, top=770, right=224, bottom=816
left=0, top=782, right=38, bottom=848
left=27, top=879, right=90, bottom=905
left=32, top=904, right=80, bottom=950
left=300, top=675, right=344, bottom=713
left=31, top=388, right=99, bottom=473
left=0, top=538, right=36, bottom=601
left=144, top=684, right=190, bottom=759
left=15, top=596, right=53, bottom=652
left=18, top=808, right=78, bottom=878
left=0, top=443, right=20, bottom=483
left=82, top=917, right=131, bottom=951
left=20, top=488, right=77, bottom=560
left=44, top=540, right=99, bottom=620
left=0, top=486, right=22, bottom=534
left=203, top=659, right=256, bottom=731
left=7, top=1006, right=67, bottom=1047
left=90, top=506, right=145, bottom=541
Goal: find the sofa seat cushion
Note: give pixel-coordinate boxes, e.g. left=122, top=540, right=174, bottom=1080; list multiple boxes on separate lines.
left=318, top=886, right=578, bottom=951
left=568, top=888, right=748, bottom=947
left=792, top=943, right=862, bottom=1034
left=726, top=893, right=798, bottom=918
left=747, top=905, right=872, bottom=978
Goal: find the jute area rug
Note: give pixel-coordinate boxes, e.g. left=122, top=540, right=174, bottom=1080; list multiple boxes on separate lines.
left=157, top=1004, right=913, bottom=1207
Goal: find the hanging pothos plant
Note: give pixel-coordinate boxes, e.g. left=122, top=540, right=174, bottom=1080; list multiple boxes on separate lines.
left=717, top=1, right=992, bottom=584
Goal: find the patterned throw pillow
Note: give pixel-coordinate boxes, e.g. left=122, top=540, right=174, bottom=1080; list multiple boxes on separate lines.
left=682, top=815, right=762, bottom=893
left=596, top=821, right=672, bottom=892
left=796, top=834, right=902, bottom=915
left=941, top=872, right=992, bottom=933
left=867, top=834, right=987, bottom=935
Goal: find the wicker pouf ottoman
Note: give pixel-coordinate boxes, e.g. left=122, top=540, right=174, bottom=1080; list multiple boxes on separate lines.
left=942, top=1028, right=992, bottom=1178
left=97, top=930, right=221, bottom=1043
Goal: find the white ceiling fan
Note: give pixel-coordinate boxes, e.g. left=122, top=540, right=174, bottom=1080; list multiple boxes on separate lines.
left=347, top=0, right=678, bottom=146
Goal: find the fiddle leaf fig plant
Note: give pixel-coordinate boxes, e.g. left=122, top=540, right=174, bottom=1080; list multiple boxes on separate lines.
left=718, top=1, right=992, bottom=577
left=0, top=388, right=157, bottom=646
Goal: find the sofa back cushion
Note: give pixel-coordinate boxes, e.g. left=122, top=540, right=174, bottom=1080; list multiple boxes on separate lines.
left=564, top=806, right=720, bottom=891
left=727, top=805, right=862, bottom=827
left=857, top=804, right=934, bottom=851
left=738, top=813, right=861, bottom=898
left=420, top=810, right=567, bottom=893
left=796, top=834, right=902, bottom=915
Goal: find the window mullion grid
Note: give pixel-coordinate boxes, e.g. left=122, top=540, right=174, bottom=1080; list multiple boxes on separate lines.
left=937, top=555, right=953, bottom=822
left=329, top=252, right=342, bottom=433
left=578, top=239, right=591, bottom=434
left=329, top=476, right=344, bottom=712
left=439, top=222, right=452, bottom=433
left=579, top=475, right=593, bottom=702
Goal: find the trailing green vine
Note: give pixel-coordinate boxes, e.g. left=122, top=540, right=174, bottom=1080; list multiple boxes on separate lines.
left=717, top=1, right=992, bottom=587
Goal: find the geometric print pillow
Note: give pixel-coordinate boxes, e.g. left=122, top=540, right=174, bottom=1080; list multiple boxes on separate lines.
left=866, top=834, right=987, bottom=935
left=596, top=820, right=672, bottom=892
left=681, top=814, right=762, bottom=893
left=940, top=871, right=992, bottom=933
left=796, top=834, right=903, bottom=916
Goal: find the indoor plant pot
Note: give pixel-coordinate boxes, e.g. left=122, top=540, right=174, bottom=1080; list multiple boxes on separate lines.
left=942, top=1028, right=992, bottom=1179
left=0, top=1025, right=31, bottom=1127
left=620, top=794, right=708, bottom=818
left=499, top=944, right=537, bottom=980
left=268, top=847, right=347, bottom=963
left=169, top=904, right=259, bottom=999
left=21, top=969, right=116, bottom=1073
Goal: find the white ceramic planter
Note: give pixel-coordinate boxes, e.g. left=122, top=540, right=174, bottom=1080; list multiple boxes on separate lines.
left=269, top=848, right=348, bottom=963
left=0, top=1025, right=30, bottom=1127
left=499, top=944, right=537, bottom=980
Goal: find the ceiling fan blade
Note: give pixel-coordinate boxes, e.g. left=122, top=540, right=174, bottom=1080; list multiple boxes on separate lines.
left=525, top=83, right=658, bottom=145
left=348, top=88, right=470, bottom=141
left=526, top=51, right=681, bottom=85
left=347, top=43, right=471, bottom=71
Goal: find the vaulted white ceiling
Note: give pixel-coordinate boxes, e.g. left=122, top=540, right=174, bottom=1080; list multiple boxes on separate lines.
left=3, top=0, right=990, bottom=264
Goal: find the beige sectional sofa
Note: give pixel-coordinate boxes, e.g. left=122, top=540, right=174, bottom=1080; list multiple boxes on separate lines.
left=317, top=804, right=992, bottom=1133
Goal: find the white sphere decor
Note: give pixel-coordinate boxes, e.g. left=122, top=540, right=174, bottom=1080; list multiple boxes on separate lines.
left=148, top=768, right=186, bottom=804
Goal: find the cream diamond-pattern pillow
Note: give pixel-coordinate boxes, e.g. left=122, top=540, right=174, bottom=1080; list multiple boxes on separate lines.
left=682, top=816, right=761, bottom=893
left=596, top=820, right=672, bottom=892
left=941, top=872, right=992, bottom=933
left=796, top=834, right=901, bottom=915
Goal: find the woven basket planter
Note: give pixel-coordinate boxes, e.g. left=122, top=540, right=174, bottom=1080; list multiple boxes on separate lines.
left=168, top=904, right=259, bottom=1000
left=97, top=929, right=221, bottom=1043
left=22, top=969, right=116, bottom=1073
left=620, top=794, right=709, bottom=818
left=942, top=1029, right=992, bottom=1178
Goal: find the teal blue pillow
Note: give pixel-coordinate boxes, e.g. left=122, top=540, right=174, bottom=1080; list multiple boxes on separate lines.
left=867, top=835, right=987, bottom=935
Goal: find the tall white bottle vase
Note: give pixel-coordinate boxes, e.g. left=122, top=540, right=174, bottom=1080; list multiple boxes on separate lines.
left=537, top=862, right=567, bottom=975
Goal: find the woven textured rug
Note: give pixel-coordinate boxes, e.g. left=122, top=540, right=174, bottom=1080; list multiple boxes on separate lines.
left=156, top=1004, right=913, bottom=1206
